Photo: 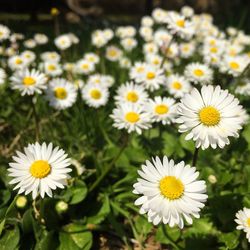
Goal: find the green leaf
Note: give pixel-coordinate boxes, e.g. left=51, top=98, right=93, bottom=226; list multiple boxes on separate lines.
left=87, top=195, right=110, bottom=225
left=70, top=180, right=88, bottom=205
left=35, top=231, right=58, bottom=250
left=59, top=223, right=93, bottom=250
left=218, top=231, right=240, bottom=249
left=0, top=225, right=20, bottom=250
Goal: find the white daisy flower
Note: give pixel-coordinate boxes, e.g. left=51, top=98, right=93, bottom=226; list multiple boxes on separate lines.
left=139, top=65, right=165, bottom=91
left=24, top=39, right=37, bottom=49
left=84, top=53, right=100, bottom=64
left=75, top=59, right=95, bottom=75
left=0, top=24, right=11, bottom=41
left=10, top=68, right=47, bottom=96
left=87, top=74, right=114, bottom=88
left=114, top=81, right=148, bottom=105
left=130, top=62, right=147, bottom=82
left=0, top=68, right=6, bottom=85
left=110, top=103, right=152, bottom=134
left=44, top=62, right=63, bottom=77
left=235, top=79, right=250, bottom=96
left=143, top=42, right=158, bottom=55
left=119, top=57, right=132, bottom=69
left=179, top=42, right=195, bottom=58
left=34, top=33, right=48, bottom=45
left=92, top=30, right=108, bottom=48
left=165, top=12, right=194, bottom=39
left=105, top=46, right=123, bottom=62
left=133, top=156, right=207, bottom=228
left=152, top=8, right=168, bottom=23
left=184, top=63, right=213, bottom=85
left=181, top=6, right=194, bottom=17
left=177, top=85, right=246, bottom=149
left=235, top=207, right=250, bottom=242
left=166, top=74, right=191, bottom=98
left=8, top=142, right=72, bottom=199
left=45, top=78, right=77, bottom=110
left=8, top=55, right=29, bottom=71
left=141, top=16, right=154, bottom=27
left=41, top=51, right=61, bottom=63
left=145, top=96, right=177, bottom=125
left=82, top=83, right=109, bottom=108
left=121, top=38, right=137, bottom=51
left=21, top=50, right=36, bottom=64
left=139, top=26, right=153, bottom=42
left=221, top=56, right=249, bottom=77
left=54, top=34, right=72, bottom=50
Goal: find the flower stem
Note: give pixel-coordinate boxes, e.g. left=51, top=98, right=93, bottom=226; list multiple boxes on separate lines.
left=192, top=147, right=199, bottom=167
left=89, top=135, right=129, bottom=192
left=31, top=97, right=40, bottom=141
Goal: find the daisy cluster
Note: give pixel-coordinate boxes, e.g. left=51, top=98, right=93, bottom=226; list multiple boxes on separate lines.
left=1, top=5, right=250, bottom=240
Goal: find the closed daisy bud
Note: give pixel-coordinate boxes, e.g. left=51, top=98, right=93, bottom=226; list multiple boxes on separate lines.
left=55, top=201, right=68, bottom=214
left=16, top=196, right=28, bottom=209
left=133, top=156, right=208, bottom=228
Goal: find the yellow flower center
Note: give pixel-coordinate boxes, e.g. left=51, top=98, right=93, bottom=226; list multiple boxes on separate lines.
left=183, top=45, right=189, bottom=52
left=199, top=106, right=220, bottom=126
left=23, top=77, right=36, bottom=86
left=82, top=64, right=89, bottom=70
left=176, top=19, right=185, bottom=28
left=159, top=176, right=184, bottom=200
left=126, top=91, right=138, bottom=103
left=54, top=87, right=67, bottom=99
left=146, top=72, right=155, bottom=80
left=30, top=160, right=51, bottom=179
left=0, top=31, right=3, bottom=37
left=48, top=64, right=56, bottom=71
left=15, top=58, right=23, bottom=65
left=229, top=61, right=239, bottom=70
left=155, top=104, right=169, bottom=115
left=247, top=218, right=250, bottom=227
left=90, top=89, right=102, bottom=100
left=210, top=47, right=218, bottom=53
left=136, top=67, right=144, bottom=73
left=172, top=81, right=182, bottom=90
left=108, top=50, right=117, bottom=57
left=125, top=112, right=140, bottom=123
left=193, top=69, right=204, bottom=77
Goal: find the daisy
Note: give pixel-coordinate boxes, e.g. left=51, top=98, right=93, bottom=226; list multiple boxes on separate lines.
left=8, top=55, right=29, bottom=71
left=0, top=68, right=6, bottom=85
left=177, top=85, right=246, bottom=149
left=87, top=74, right=113, bottom=88
left=105, top=46, right=122, bottom=62
left=235, top=208, right=250, bottom=242
left=139, top=26, right=153, bottom=42
left=44, top=62, right=63, bottom=77
left=10, top=68, right=47, bottom=96
left=84, top=53, right=100, bottom=65
left=24, top=39, right=37, bottom=49
left=21, top=50, right=36, bottom=64
left=139, top=65, right=165, bottom=91
left=54, top=34, right=72, bottom=50
left=179, top=42, right=195, bottom=58
left=133, top=156, right=207, bottom=228
left=8, top=142, right=72, bottom=199
left=0, top=24, right=10, bottom=41
left=119, top=57, right=132, bottom=69
left=166, top=74, right=191, bottom=98
left=141, top=16, right=154, bottom=27
left=34, top=33, right=48, bottom=45
left=45, top=78, right=77, bottom=110
left=221, top=56, right=249, bottom=77
left=114, top=81, right=148, bottom=105
left=152, top=8, right=168, bottom=23
left=184, top=63, right=213, bottom=85
left=235, top=79, right=250, bottom=96
left=92, top=31, right=108, bottom=48
left=130, top=62, right=147, bottom=83
left=110, top=103, right=152, bottom=134
left=76, top=59, right=95, bottom=75
left=165, top=12, right=194, bottom=39
left=145, top=96, right=177, bottom=125
left=41, top=52, right=61, bottom=63
left=82, top=83, right=109, bottom=108
left=121, top=38, right=138, bottom=52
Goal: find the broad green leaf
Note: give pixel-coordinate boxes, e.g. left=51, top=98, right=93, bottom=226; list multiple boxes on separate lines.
left=0, top=225, right=20, bottom=250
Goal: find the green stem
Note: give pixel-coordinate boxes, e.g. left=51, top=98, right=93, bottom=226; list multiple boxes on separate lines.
left=0, top=195, right=18, bottom=236
left=31, top=97, right=39, bottom=141
left=192, top=147, right=199, bottom=167
left=89, top=135, right=129, bottom=192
